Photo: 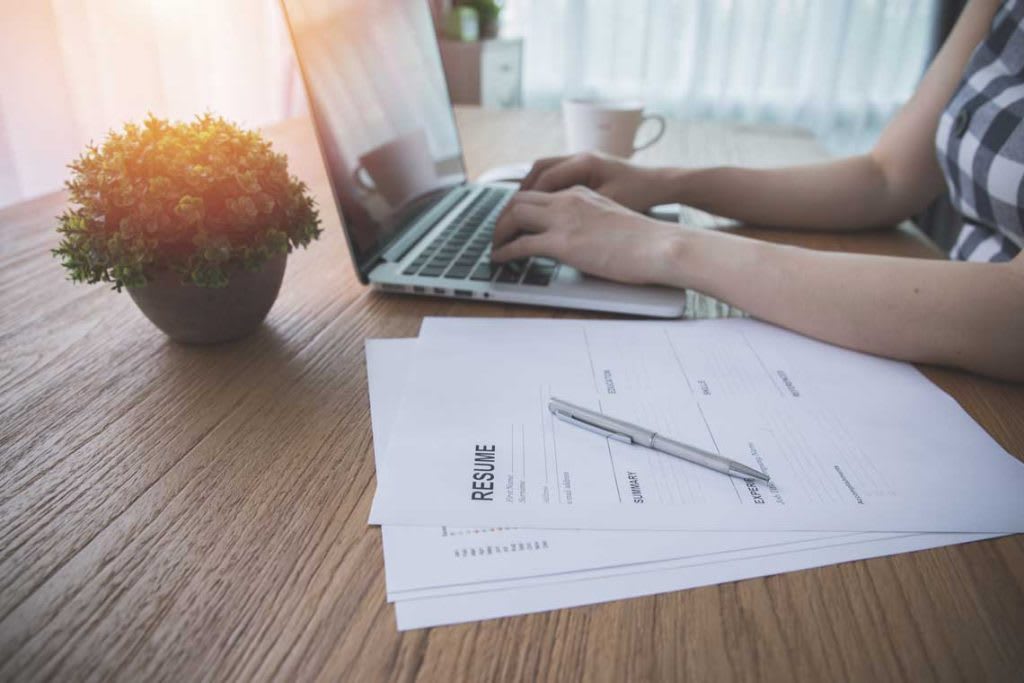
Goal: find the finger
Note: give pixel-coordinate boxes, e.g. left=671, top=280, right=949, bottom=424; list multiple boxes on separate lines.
left=508, top=190, right=553, bottom=207
left=492, top=200, right=551, bottom=249
left=521, top=156, right=569, bottom=190
left=491, top=234, right=558, bottom=263
left=532, top=155, right=594, bottom=193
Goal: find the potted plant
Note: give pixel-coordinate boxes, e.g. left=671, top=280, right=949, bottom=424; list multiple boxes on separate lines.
left=455, top=0, right=502, bottom=39
left=53, top=114, right=321, bottom=344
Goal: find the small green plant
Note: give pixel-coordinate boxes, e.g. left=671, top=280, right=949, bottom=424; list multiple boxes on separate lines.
left=456, top=0, right=502, bottom=24
left=53, top=114, right=321, bottom=290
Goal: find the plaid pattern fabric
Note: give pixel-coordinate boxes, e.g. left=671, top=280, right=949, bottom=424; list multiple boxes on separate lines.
left=935, top=1, right=1024, bottom=262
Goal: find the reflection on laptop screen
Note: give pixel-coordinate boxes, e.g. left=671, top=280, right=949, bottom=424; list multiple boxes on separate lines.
left=280, top=0, right=466, bottom=272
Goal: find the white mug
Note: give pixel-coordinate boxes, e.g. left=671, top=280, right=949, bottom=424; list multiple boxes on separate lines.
left=352, top=129, right=439, bottom=208
left=562, top=98, right=666, bottom=158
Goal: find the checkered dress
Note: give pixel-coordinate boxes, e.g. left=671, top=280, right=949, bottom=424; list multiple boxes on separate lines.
left=935, top=1, right=1024, bottom=262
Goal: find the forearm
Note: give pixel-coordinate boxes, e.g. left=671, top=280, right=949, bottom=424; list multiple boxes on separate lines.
left=653, top=230, right=1024, bottom=380
left=650, top=155, right=935, bottom=232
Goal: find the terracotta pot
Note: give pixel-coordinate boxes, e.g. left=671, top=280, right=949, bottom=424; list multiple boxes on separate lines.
left=127, top=253, right=287, bottom=344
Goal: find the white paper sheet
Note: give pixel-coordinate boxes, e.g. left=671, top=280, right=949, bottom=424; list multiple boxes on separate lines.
left=366, top=339, right=998, bottom=629
left=370, top=318, right=1024, bottom=532
left=392, top=531, right=991, bottom=630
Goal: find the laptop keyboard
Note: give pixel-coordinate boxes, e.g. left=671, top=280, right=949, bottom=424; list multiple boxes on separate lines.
left=401, top=187, right=558, bottom=287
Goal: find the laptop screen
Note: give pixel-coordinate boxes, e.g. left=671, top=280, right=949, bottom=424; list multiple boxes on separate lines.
left=280, top=0, right=467, bottom=280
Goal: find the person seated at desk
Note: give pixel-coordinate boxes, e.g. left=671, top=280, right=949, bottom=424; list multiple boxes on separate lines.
left=491, top=0, right=1024, bottom=382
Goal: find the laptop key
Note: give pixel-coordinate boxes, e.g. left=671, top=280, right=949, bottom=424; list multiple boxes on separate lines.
left=445, top=264, right=474, bottom=279
left=420, top=264, right=446, bottom=277
left=469, top=263, right=497, bottom=281
left=523, top=263, right=555, bottom=286
left=495, top=260, right=527, bottom=283
left=495, top=268, right=521, bottom=283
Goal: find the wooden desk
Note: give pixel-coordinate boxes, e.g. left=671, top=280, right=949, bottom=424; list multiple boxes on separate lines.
left=1, top=108, right=1022, bottom=681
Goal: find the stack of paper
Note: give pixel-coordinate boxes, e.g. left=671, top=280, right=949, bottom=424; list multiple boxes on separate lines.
left=366, top=318, right=1024, bottom=630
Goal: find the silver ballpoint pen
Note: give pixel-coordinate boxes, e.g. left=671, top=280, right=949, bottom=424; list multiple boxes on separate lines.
left=549, top=397, right=771, bottom=484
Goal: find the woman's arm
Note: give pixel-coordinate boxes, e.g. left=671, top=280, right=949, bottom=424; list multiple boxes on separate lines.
left=491, top=188, right=1024, bottom=381
left=520, top=0, right=999, bottom=231
left=671, top=228, right=1024, bottom=380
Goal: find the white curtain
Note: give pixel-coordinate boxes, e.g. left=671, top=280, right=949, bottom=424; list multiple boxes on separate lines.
left=502, top=0, right=938, bottom=153
left=0, top=0, right=301, bottom=208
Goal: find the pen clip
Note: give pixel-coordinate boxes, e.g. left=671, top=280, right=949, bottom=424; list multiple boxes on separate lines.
left=553, top=409, right=633, bottom=444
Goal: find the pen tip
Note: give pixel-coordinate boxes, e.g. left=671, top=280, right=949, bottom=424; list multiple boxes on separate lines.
left=731, top=463, right=771, bottom=484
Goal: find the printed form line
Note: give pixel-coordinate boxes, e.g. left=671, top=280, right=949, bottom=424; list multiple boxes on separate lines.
left=665, top=327, right=744, bottom=503
left=582, top=327, right=623, bottom=504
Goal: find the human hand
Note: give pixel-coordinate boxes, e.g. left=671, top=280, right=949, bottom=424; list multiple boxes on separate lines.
left=490, top=186, right=684, bottom=286
left=520, top=152, right=671, bottom=213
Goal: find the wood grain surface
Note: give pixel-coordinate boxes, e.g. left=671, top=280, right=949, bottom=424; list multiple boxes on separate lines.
left=1, top=107, right=1021, bottom=682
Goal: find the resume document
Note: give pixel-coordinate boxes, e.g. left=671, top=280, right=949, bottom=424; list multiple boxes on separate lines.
left=366, top=338, right=1001, bottom=629
left=370, top=318, right=1024, bottom=533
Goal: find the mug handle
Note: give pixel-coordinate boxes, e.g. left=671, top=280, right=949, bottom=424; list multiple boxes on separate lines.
left=352, top=165, right=376, bottom=195
left=633, top=114, right=666, bottom=153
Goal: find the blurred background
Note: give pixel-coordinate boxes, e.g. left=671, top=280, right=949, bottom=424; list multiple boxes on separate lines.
left=0, top=0, right=957, bottom=221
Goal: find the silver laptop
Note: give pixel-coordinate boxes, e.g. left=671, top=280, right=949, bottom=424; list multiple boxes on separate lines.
left=280, top=0, right=685, bottom=318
